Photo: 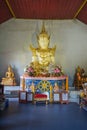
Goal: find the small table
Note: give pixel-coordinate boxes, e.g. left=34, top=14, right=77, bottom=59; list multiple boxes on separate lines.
left=60, top=91, right=69, bottom=104
left=34, top=94, right=48, bottom=104
left=19, top=91, right=33, bottom=103
left=53, top=92, right=61, bottom=103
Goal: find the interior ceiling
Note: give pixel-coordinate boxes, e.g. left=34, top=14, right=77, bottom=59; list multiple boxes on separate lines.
left=0, top=0, right=87, bottom=24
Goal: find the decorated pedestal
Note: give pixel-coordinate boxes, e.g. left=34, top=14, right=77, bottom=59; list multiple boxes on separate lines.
left=20, top=76, right=68, bottom=90
left=20, top=76, right=68, bottom=103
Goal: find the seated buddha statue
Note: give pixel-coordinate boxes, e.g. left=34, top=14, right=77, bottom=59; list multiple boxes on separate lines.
left=30, top=22, right=56, bottom=76
left=1, top=65, right=16, bottom=86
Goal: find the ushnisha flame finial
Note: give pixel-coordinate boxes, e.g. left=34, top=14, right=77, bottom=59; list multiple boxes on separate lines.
left=40, top=21, right=46, bottom=34
left=37, top=21, right=50, bottom=39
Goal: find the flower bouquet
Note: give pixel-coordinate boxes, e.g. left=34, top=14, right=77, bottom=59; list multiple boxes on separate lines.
left=53, top=65, right=64, bottom=77
left=24, top=65, right=35, bottom=76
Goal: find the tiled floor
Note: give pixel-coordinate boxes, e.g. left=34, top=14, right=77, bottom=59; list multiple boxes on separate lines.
left=0, top=101, right=87, bottom=130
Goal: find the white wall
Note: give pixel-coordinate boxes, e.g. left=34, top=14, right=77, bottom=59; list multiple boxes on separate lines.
left=0, top=19, right=87, bottom=85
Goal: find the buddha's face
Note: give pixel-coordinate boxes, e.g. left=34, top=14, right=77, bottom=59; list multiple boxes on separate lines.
left=38, top=36, right=49, bottom=49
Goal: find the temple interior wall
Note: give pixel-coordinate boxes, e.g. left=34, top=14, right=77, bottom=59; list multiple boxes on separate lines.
left=0, top=18, right=87, bottom=86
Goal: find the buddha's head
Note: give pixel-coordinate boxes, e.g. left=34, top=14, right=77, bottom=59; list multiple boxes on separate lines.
left=37, top=22, right=50, bottom=49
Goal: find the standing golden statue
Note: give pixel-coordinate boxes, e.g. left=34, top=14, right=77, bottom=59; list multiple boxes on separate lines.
left=30, top=22, right=56, bottom=76
left=1, top=65, right=16, bottom=86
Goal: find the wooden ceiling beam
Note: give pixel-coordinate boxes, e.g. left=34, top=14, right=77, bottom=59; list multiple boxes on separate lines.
left=5, top=0, right=16, bottom=18
left=74, top=0, right=87, bottom=18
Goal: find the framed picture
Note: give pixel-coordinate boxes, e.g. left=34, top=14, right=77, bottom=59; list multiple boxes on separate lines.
left=53, top=92, right=60, bottom=103
left=0, top=84, right=4, bottom=95
left=27, top=92, right=33, bottom=102
left=61, top=91, right=69, bottom=104
left=19, top=91, right=27, bottom=103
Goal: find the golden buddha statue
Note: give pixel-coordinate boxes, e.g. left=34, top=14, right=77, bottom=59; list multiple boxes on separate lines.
left=1, top=65, right=16, bottom=86
left=30, top=22, right=56, bottom=76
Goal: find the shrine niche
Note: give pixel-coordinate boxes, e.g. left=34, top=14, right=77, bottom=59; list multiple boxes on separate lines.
left=20, top=22, right=68, bottom=101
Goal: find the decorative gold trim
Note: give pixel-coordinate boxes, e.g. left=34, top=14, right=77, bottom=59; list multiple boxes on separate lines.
left=74, top=0, right=87, bottom=18
left=5, top=0, right=16, bottom=18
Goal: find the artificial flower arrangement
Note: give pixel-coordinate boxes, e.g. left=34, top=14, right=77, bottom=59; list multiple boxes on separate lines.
left=24, top=65, right=35, bottom=76
left=53, top=65, right=64, bottom=77
left=24, top=64, right=64, bottom=77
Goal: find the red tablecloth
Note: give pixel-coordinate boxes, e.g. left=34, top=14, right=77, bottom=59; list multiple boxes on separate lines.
left=34, top=94, right=47, bottom=98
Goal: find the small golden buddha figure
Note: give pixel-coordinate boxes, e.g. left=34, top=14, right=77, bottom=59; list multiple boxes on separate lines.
left=30, top=22, right=56, bottom=76
left=53, top=82, right=59, bottom=92
left=1, top=65, right=16, bottom=86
